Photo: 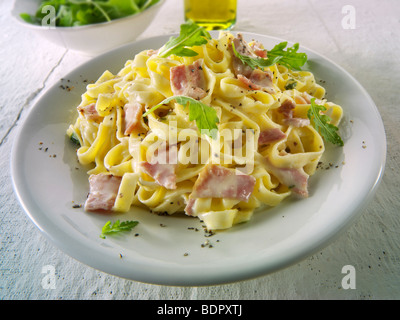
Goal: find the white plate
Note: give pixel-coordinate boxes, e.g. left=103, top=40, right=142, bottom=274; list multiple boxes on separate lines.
left=11, top=32, right=386, bottom=286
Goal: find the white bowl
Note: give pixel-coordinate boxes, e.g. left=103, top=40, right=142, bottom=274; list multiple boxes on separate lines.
left=11, top=0, right=165, bottom=55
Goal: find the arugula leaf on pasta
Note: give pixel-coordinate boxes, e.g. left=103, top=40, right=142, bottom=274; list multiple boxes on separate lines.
left=232, top=41, right=307, bottom=71
left=143, top=96, right=219, bottom=139
left=308, top=98, right=344, bottom=146
left=158, top=21, right=211, bottom=58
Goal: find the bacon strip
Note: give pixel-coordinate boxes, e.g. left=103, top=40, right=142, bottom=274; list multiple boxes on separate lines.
left=140, top=162, right=176, bottom=190
left=170, top=59, right=207, bottom=100
left=265, top=159, right=309, bottom=197
left=184, top=198, right=197, bottom=216
left=84, top=174, right=122, bottom=211
left=237, top=69, right=274, bottom=93
left=278, top=99, right=296, bottom=118
left=258, top=128, right=286, bottom=145
left=299, top=92, right=323, bottom=105
left=284, top=117, right=310, bottom=127
left=191, top=164, right=256, bottom=201
left=278, top=99, right=310, bottom=127
left=231, top=34, right=275, bottom=93
left=77, top=103, right=102, bottom=121
left=124, top=102, right=144, bottom=135
left=250, top=41, right=267, bottom=58
left=147, top=49, right=158, bottom=56
left=232, top=34, right=254, bottom=78
left=185, top=164, right=256, bottom=216
left=139, top=144, right=178, bottom=189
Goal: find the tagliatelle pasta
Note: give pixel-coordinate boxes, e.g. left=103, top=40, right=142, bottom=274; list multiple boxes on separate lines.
left=67, top=30, right=343, bottom=231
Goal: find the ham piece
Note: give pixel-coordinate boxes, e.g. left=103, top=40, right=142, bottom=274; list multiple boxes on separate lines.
left=299, top=92, right=323, bottom=105
left=139, top=144, right=178, bottom=189
left=278, top=99, right=310, bottom=127
left=185, top=164, right=256, bottom=215
left=124, top=102, right=144, bottom=135
left=278, top=99, right=296, bottom=118
left=84, top=174, right=122, bottom=211
left=231, top=34, right=275, bottom=94
left=237, top=69, right=274, bottom=92
left=265, top=159, right=309, bottom=197
left=258, top=128, right=286, bottom=145
left=249, top=41, right=267, bottom=58
left=170, top=59, right=207, bottom=100
left=147, top=49, right=158, bottom=56
left=77, top=103, right=102, bottom=121
left=284, top=117, right=310, bottom=127
left=193, top=164, right=255, bottom=200
left=140, top=162, right=177, bottom=190
left=231, top=34, right=254, bottom=78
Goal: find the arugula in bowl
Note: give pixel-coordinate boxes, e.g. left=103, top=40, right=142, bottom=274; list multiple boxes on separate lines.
left=20, top=0, right=160, bottom=27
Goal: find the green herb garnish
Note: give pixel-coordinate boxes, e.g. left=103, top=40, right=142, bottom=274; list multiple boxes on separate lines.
left=267, top=42, right=308, bottom=71
left=20, top=0, right=160, bottom=27
left=232, top=40, right=308, bottom=71
left=284, top=79, right=297, bottom=90
left=69, top=132, right=81, bottom=146
left=307, top=98, right=344, bottom=146
left=157, top=20, right=211, bottom=58
left=143, top=96, right=219, bottom=139
left=232, top=41, right=281, bottom=70
left=100, top=220, right=139, bottom=239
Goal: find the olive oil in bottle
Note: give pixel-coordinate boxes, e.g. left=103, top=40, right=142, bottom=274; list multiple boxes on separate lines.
left=184, top=0, right=237, bottom=30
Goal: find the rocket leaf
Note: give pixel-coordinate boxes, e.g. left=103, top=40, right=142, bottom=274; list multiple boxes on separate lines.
left=157, top=20, right=211, bottom=58
left=100, top=220, right=139, bottom=239
left=307, top=98, right=344, bottom=146
left=143, top=95, right=219, bottom=139
left=232, top=40, right=307, bottom=71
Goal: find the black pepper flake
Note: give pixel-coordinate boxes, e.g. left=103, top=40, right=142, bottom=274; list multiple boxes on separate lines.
left=201, top=239, right=215, bottom=248
left=362, top=141, right=367, bottom=149
left=204, top=229, right=215, bottom=237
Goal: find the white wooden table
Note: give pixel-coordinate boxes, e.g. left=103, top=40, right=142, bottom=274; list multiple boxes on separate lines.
left=1, top=0, right=399, bottom=300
